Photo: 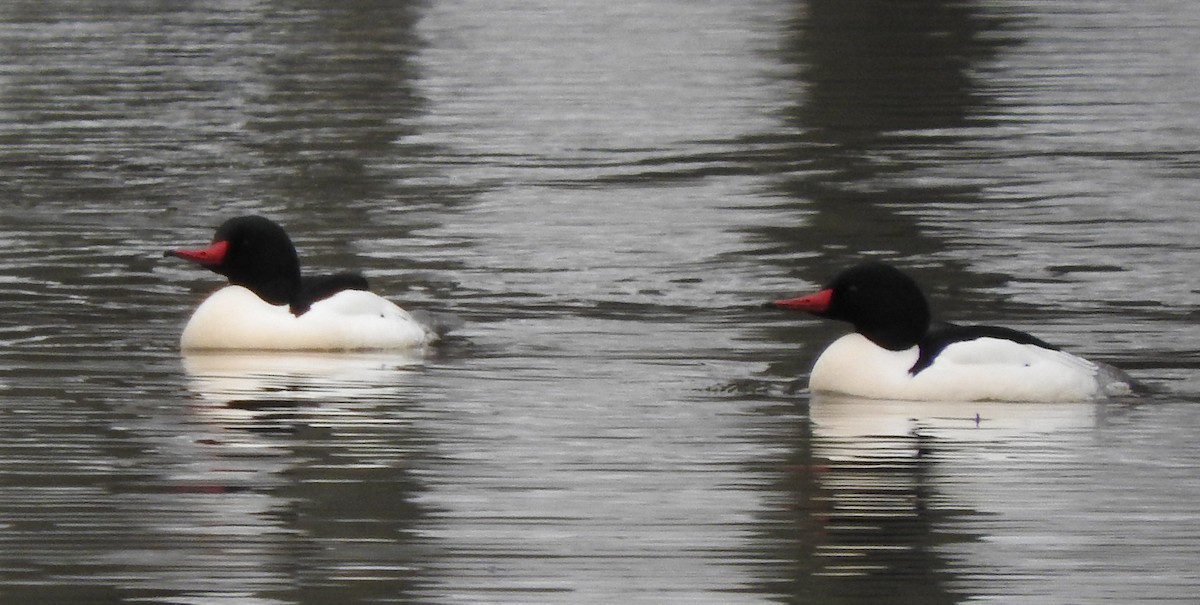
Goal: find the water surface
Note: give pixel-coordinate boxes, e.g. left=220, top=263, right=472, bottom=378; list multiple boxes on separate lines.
left=1, top=1, right=1198, bottom=604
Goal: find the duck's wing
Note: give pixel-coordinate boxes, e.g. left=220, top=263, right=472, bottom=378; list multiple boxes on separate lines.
left=911, top=320, right=1058, bottom=375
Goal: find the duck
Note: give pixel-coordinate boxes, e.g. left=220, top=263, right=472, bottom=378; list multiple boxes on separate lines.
left=768, top=261, right=1132, bottom=402
left=165, top=215, right=439, bottom=351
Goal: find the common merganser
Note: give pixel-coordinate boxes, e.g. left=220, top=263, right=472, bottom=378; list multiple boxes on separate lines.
left=768, top=261, right=1131, bottom=402
left=165, top=215, right=438, bottom=351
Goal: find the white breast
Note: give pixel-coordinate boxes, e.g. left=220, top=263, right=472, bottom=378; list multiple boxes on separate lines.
left=180, top=286, right=435, bottom=351
left=809, top=333, right=1120, bottom=402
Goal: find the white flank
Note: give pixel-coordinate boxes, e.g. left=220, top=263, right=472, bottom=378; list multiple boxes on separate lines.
left=180, top=286, right=435, bottom=351
left=808, top=333, right=1124, bottom=402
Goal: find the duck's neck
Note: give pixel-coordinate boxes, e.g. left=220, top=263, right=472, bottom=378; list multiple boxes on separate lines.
left=851, top=307, right=929, bottom=351
left=857, top=322, right=926, bottom=351
left=844, top=293, right=931, bottom=351
left=229, top=271, right=304, bottom=315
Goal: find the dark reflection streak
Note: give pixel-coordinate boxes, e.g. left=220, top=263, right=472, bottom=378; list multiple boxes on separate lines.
left=269, top=421, right=429, bottom=605
left=752, top=0, right=1021, bottom=319
left=236, top=0, right=475, bottom=307
left=246, top=1, right=426, bottom=217
left=0, top=1, right=449, bottom=603
left=182, top=353, right=438, bottom=605
left=190, top=4, right=456, bottom=577
left=752, top=408, right=971, bottom=605
left=748, top=1, right=1017, bottom=603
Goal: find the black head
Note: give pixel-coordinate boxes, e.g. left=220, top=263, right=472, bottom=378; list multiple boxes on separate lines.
left=166, top=215, right=302, bottom=308
left=770, top=261, right=931, bottom=350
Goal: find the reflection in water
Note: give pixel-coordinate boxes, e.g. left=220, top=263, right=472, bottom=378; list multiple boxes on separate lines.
left=180, top=351, right=434, bottom=605
left=1, top=0, right=1199, bottom=603
left=796, top=0, right=1008, bottom=134
left=757, top=394, right=1102, bottom=605
left=0, top=348, right=437, bottom=604
left=183, top=351, right=427, bottom=407
left=753, top=0, right=1019, bottom=322
left=808, top=394, right=1099, bottom=447
left=245, top=1, right=426, bottom=210
left=750, top=6, right=1019, bottom=598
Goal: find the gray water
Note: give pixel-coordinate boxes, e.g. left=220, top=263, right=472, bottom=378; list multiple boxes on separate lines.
left=1, top=1, right=1198, bottom=604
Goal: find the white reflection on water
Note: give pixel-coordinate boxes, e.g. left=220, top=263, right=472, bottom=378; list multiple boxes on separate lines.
left=809, top=394, right=1100, bottom=451
left=1, top=0, right=1199, bottom=602
left=183, top=351, right=427, bottom=406
left=799, top=391, right=1200, bottom=604
left=799, top=394, right=1101, bottom=583
left=175, top=351, right=436, bottom=603
left=179, top=350, right=431, bottom=473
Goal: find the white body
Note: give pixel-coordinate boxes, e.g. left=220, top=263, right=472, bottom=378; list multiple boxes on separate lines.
left=809, top=333, right=1129, bottom=402
left=180, top=286, right=435, bottom=351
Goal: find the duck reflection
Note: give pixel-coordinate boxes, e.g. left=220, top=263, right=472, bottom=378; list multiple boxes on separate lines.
left=766, top=394, right=1098, bottom=603
left=181, top=351, right=433, bottom=603
left=809, top=393, right=1099, bottom=450
left=184, top=351, right=426, bottom=408
left=750, top=0, right=1035, bottom=597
